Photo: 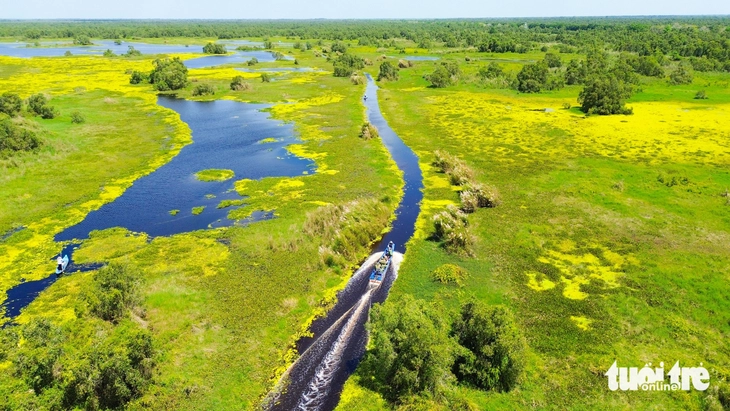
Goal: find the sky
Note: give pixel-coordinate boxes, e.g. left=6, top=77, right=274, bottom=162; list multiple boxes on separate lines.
left=2, top=0, right=729, bottom=19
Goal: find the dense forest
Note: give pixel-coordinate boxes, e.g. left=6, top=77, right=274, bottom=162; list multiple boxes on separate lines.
left=2, top=18, right=730, bottom=63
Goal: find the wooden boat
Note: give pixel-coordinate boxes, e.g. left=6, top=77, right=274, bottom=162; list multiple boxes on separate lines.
left=55, top=255, right=69, bottom=274
left=369, top=241, right=395, bottom=286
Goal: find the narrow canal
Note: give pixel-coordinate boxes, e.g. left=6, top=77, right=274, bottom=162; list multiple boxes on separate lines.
left=266, top=74, right=423, bottom=411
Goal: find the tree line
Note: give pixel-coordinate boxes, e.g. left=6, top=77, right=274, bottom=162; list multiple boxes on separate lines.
left=3, top=18, right=730, bottom=63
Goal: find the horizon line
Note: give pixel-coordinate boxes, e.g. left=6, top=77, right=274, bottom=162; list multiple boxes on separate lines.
left=1, top=15, right=729, bottom=22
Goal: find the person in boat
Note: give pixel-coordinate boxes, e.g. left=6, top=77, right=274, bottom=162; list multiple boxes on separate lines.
left=57, top=255, right=64, bottom=271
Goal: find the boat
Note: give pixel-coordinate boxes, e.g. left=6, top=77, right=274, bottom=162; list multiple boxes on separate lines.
left=369, top=241, right=395, bottom=286
left=55, top=255, right=69, bottom=274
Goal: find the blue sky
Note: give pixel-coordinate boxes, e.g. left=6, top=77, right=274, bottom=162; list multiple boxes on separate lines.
left=3, top=0, right=729, bottom=19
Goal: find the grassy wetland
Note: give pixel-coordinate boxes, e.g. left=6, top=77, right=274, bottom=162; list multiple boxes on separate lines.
left=1, top=18, right=730, bottom=411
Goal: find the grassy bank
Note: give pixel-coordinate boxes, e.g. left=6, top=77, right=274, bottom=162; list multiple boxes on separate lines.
left=337, top=54, right=730, bottom=409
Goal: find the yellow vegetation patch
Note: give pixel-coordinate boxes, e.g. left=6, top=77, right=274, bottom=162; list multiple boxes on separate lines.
left=425, top=92, right=730, bottom=166
left=570, top=315, right=594, bottom=331
left=525, top=271, right=556, bottom=291
left=535, top=244, right=639, bottom=300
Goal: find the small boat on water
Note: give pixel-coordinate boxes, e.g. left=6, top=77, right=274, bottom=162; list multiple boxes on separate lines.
left=369, top=241, right=395, bottom=286
left=55, top=255, right=69, bottom=275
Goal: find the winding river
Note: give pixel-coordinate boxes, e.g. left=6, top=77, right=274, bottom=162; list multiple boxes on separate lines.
left=266, top=74, right=423, bottom=411
left=0, top=51, right=424, bottom=410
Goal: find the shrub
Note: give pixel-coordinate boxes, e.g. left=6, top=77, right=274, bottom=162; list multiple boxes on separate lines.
left=432, top=150, right=457, bottom=173
left=350, top=73, right=365, bottom=85
left=27, top=93, right=57, bottom=118
left=459, top=189, right=479, bottom=213
left=359, top=295, right=455, bottom=402
left=202, top=42, right=227, bottom=54
left=452, top=302, right=525, bottom=392
left=0, top=92, right=22, bottom=116
left=0, top=116, right=43, bottom=154
left=478, top=62, right=504, bottom=80
left=230, top=75, right=252, bottom=91
left=332, top=53, right=365, bottom=77
left=64, top=50, right=72, bottom=56
left=694, top=90, right=708, bottom=100
left=12, top=318, right=64, bottom=393
left=129, top=70, right=147, bottom=84
left=360, top=122, right=379, bottom=140
left=39, top=105, right=58, bottom=119
left=103, top=48, right=116, bottom=57
left=669, top=63, right=693, bottom=85
left=124, top=45, right=142, bottom=57
left=433, top=205, right=474, bottom=255
left=377, top=61, right=399, bottom=81
left=426, top=65, right=453, bottom=88
left=70, top=111, right=85, bottom=124
left=330, top=41, right=347, bottom=53
left=73, top=35, right=92, bottom=45
left=247, top=57, right=258, bottom=66
left=83, top=263, right=141, bottom=323
left=272, top=51, right=285, bottom=61
left=260, top=73, right=271, bottom=83
left=464, top=182, right=501, bottom=208
left=149, top=57, right=188, bottom=91
left=449, top=162, right=474, bottom=186
left=562, top=102, right=571, bottom=110
left=432, top=264, right=468, bottom=286
left=544, top=52, right=562, bottom=68
left=192, top=83, right=215, bottom=96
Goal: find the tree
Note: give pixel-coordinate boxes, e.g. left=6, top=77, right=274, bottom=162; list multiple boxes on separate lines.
left=564, top=59, right=585, bottom=85
left=103, top=49, right=116, bottom=57
left=202, top=42, right=227, bottom=54
left=0, top=92, right=22, bottom=117
left=27, top=93, right=57, bottom=118
left=331, top=41, right=347, bottom=53
left=230, top=75, right=251, bottom=91
left=73, top=35, right=92, bottom=45
left=124, top=46, right=141, bottom=57
left=263, top=40, right=273, bottom=49
left=27, top=93, right=48, bottom=115
left=260, top=73, right=271, bottom=83
left=359, top=295, right=455, bottom=402
left=247, top=57, right=258, bottom=66
left=543, top=52, right=562, bottom=68
left=148, top=57, right=188, bottom=91
left=578, top=77, right=633, bottom=115
left=452, top=302, right=525, bottom=392
left=516, top=62, right=548, bottom=93
left=426, top=65, right=453, bottom=88
left=610, top=57, right=639, bottom=85
left=478, top=62, right=503, bottom=79
left=669, top=63, right=693, bottom=85
left=332, top=53, right=364, bottom=77
left=377, top=61, right=399, bottom=81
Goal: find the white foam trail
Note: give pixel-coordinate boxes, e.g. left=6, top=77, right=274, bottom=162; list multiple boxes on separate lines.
left=296, top=291, right=372, bottom=410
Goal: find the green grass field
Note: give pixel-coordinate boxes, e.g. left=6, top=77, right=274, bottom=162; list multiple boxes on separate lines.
left=1, top=36, right=729, bottom=411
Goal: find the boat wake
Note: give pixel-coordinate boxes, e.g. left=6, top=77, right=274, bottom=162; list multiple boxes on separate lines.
left=263, top=252, right=402, bottom=411
left=296, top=291, right=372, bottom=410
